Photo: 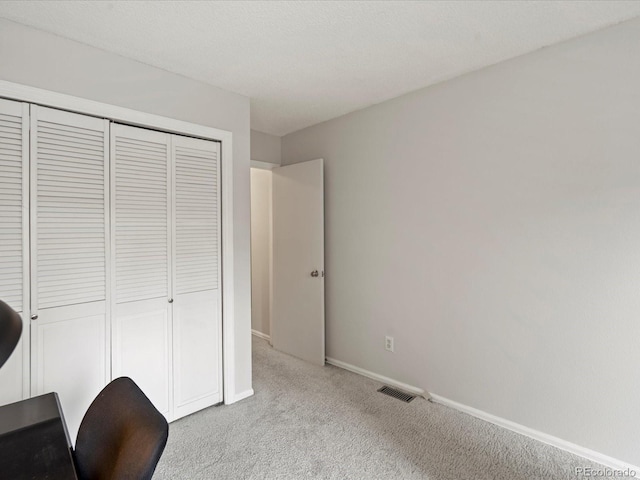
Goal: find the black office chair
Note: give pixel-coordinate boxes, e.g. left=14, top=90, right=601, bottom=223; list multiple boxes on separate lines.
left=74, top=377, right=169, bottom=480
left=0, top=299, right=22, bottom=370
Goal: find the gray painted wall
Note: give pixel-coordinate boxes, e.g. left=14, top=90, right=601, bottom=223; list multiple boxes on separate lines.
left=0, top=18, right=253, bottom=397
left=251, top=129, right=281, bottom=165
left=282, top=18, right=640, bottom=466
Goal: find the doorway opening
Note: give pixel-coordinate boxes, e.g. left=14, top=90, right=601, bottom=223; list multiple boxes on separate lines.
left=250, top=163, right=274, bottom=344
left=250, top=158, right=325, bottom=366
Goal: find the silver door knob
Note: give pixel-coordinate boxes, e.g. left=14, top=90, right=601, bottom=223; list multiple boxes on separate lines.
left=168, top=298, right=174, bottom=304
left=311, top=270, right=319, bottom=277
left=31, top=314, right=38, bottom=320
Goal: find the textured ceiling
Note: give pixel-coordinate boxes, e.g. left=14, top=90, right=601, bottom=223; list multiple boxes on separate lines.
left=1, top=1, right=639, bottom=136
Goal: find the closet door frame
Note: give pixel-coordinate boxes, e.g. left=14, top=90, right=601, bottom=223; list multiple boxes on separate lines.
left=0, top=79, right=245, bottom=404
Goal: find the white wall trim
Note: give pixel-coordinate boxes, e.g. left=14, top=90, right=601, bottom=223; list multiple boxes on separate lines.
left=0, top=80, right=239, bottom=406
left=233, top=388, right=255, bottom=402
left=0, top=80, right=230, bottom=141
left=220, top=116, right=236, bottom=406
left=325, top=357, right=425, bottom=396
left=429, top=393, right=640, bottom=474
left=250, top=159, right=279, bottom=170
left=267, top=169, right=273, bottom=345
left=251, top=329, right=271, bottom=342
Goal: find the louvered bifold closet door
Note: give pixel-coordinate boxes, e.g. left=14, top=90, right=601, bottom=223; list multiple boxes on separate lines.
left=111, top=124, right=172, bottom=418
left=172, top=134, right=222, bottom=419
left=0, top=98, right=29, bottom=407
left=30, top=105, right=109, bottom=438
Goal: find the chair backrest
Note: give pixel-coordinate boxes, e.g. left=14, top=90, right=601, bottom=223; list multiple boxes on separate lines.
left=0, top=299, right=22, bottom=370
left=74, top=377, right=169, bottom=480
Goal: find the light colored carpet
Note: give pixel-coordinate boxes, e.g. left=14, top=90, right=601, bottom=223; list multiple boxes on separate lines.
left=154, top=337, right=601, bottom=479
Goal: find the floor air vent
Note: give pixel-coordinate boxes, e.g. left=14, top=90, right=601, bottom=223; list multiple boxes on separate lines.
left=377, top=386, right=416, bottom=403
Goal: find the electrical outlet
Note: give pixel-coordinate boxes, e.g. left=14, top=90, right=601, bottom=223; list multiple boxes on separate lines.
left=385, top=336, right=394, bottom=352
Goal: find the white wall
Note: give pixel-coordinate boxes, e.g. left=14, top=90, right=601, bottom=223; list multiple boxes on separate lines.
left=0, top=18, right=253, bottom=398
left=282, top=17, right=640, bottom=467
left=251, top=129, right=281, bottom=165
left=250, top=168, right=272, bottom=336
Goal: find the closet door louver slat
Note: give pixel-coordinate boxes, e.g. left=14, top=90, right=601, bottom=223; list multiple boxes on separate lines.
left=33, top=112, right=108, bottom=310
left=174, top=142, right=220, bottom=295
left=113, top=128, right=169, bottom=304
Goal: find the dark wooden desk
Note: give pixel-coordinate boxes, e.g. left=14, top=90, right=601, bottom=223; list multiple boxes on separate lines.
left=0, top=393, right=78, bottom=479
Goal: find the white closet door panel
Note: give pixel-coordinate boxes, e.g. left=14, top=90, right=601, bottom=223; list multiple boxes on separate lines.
left=111, top=124, right=172, bottom=418
left=30, top=106, right=109, bottom=440
left=33, top=301, right=107, bottom=440
left=0, top=98, right=28, bottom=313
left=0, top=340, right=24, bottom=405
left=0, top=98, right=29, bottom=405
left=112, top=124, right=170, bottom=304
left=173, top=290, right=222, bottom=419
left=173, top=136, right=220, bottom=295
left=31, top=106, right=109, bottom=311
left=113, top=299, right=171, bottom=417
left=172, top=135, right=222, bottom=419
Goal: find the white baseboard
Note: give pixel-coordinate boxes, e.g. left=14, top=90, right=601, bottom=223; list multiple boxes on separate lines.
left=231, top=388, right=255, bottom=403
left=325, top=357, right=425, bottom=396
left=251, top=329, right=271, bottom=342
left=429, top=393, right=640, bottom=474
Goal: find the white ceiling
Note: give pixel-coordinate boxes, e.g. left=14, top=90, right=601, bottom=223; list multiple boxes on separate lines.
left=1, top=1, right=639, bottom=136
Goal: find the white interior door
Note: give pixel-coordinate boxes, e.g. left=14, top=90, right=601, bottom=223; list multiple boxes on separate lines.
left=0, top=98, right=29, bottom=406
left=272, top=159, right=325, bottom=365
left=111, top=124, right=172, bottom=418
left=30, top=105, right=110, bottom=438
left=172, top=135, right=222, bottom=419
